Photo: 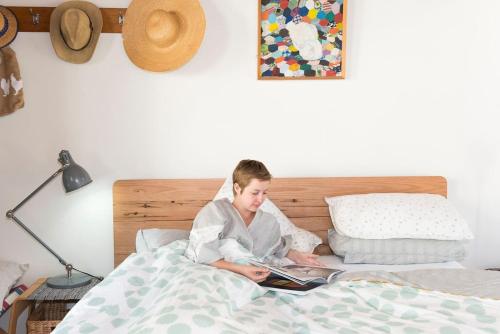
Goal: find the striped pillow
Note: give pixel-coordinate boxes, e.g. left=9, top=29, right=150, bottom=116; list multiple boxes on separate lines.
left=328, top=230, right=466, bottom=264
left=1, top=285, right=27, bottom=317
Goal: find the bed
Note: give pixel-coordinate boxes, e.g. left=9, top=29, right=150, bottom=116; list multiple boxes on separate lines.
left=53, top=177, right=500, bottom=334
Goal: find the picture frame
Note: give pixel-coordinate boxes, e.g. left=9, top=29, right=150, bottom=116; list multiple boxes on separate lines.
left=258, top=0, right=347, bottom=80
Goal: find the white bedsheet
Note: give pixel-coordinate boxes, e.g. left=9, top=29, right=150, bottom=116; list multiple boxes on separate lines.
left=318, top=255, right=464, bottom=272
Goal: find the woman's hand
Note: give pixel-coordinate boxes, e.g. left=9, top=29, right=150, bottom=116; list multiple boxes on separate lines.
left=236, top=265, right=271, bottom=283
left=210, top=260, right=270, bottom=282
left=286, top=249, right=323, bottom=266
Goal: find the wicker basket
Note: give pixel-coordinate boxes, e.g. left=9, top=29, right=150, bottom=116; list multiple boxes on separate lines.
left=27, top=302, right=70, bottom=334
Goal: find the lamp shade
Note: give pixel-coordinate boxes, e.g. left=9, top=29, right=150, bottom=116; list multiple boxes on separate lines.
left=59, top=150, right=92, bottom=192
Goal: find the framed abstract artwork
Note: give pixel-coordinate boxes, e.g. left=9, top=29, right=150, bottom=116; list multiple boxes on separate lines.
left=258, top=0, right=347, bottom=80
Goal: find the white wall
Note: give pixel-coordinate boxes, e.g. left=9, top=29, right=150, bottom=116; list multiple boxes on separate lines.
left=1, top=0, right=499, bottom=286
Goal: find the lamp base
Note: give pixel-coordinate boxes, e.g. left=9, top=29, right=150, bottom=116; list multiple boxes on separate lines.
left=46, top=273, right=92, bottom=289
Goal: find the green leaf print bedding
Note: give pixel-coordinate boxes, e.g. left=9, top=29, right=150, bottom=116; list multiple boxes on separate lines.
left=52, top=241, right=500, bottom=334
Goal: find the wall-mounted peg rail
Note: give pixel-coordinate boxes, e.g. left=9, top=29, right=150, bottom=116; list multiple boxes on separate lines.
left=7, top=7, right=127, bottom=33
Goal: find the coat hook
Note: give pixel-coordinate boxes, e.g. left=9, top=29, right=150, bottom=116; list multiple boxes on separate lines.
left=29, top=8, right=40, bottom=25
left=118, top=11, right=124, bottom=26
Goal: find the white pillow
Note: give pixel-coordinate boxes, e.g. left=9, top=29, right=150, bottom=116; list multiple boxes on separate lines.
left=325, top=193, right=474, bottom=240
left=214, top=176, right=322, bottom=252
left=135, top=228, right=190, bottom=253
left=0, top=260, right=28, bottom=301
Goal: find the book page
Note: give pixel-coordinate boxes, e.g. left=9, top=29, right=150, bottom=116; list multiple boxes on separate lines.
left=281, top=265, right=341, bottom=282
left=249, top=260, right=343, bottom=283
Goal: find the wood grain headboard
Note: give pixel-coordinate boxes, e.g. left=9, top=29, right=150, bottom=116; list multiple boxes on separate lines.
left=113, top=176, right=447, bottom=267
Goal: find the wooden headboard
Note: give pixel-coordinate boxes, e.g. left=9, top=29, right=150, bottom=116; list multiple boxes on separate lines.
left=113, top=176, right=447, bottom=267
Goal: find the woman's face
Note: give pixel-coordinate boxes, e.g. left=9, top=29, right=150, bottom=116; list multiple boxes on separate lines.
left=234, top=178, right=270, bottom=212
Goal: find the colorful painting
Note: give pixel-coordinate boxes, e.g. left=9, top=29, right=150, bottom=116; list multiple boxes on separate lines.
left=258, top=0, right=347, bottom=79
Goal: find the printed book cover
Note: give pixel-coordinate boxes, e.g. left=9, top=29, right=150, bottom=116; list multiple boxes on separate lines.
left=259, top=275, right=324, bottom=295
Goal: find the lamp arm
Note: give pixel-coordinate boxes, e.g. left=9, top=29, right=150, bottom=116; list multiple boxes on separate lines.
left=6, top=213, right=68, bottom=266
left=7, top=213, right=103, bottom=282
left=5, top=166, right=69, bottom=266
left=8, top=167, right=66, bottom=214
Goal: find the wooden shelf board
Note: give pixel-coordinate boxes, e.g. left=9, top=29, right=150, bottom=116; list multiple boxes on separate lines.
left=7, top=6, right=126, bottom=33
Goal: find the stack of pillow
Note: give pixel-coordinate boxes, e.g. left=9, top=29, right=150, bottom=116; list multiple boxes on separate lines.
left=325, top=193, right=473, bottom=264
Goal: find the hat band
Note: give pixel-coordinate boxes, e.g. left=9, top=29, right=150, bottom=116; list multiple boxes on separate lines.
left=59, top=21, right=94, bottom=51
left=0, top=14, right=9, bottom=37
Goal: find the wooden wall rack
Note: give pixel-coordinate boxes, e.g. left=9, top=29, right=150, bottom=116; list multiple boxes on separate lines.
left=7, top=7, right=127, bottom=33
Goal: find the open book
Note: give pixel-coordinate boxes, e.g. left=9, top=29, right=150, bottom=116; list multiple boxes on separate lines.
left=249, top=260, right=344, bottom=286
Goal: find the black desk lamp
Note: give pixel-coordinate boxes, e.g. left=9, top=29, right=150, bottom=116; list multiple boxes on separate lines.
left=6, top=150, right=100, bottom=289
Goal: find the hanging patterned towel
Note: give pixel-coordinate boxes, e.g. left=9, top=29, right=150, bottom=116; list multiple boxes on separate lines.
left=0, top=46, right=24, bottom=117
left=0, top=284, right=27, bottom=317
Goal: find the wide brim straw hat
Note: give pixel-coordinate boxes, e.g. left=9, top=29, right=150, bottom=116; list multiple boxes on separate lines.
left=122, top=0, right=206, bottom=72
left=50, top=1, right=103, bottom=64
left=0, top=6, right=19, bottom=48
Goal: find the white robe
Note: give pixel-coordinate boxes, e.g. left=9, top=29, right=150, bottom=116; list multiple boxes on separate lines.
left=185, top=198, right=291, bottom=264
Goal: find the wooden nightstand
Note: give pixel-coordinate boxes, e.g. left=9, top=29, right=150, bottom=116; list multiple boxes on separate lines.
left=8, top=277, right=98, bottom=334
left=8, top=278, right=46, bottom=334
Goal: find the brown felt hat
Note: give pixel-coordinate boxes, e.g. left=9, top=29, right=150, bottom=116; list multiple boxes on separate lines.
left=0, top=6, right=18, bottom=49
left=0, top=47, right=24, bottom=117
left=50, top=1, right=103, bottom=64
left=122, top=0, right=206, bottom=72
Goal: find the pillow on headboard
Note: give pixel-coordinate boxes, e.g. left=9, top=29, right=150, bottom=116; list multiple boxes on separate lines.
left=215, top=176, right=322, bottom=253
left=325, top=193, right=474, bottom=240
left=136, top=229, right=190, bottom=253
left=0, top=260, right=28, bottom=302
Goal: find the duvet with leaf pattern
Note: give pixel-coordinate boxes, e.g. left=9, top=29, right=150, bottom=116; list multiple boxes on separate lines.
left=53, top=240, right=500, bottom=334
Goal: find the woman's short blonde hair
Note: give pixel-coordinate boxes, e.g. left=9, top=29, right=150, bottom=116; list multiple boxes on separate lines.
left=232, top=159, right=272, bottom=195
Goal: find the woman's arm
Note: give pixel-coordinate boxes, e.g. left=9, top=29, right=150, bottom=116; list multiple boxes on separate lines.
left=210, top=260, right=270, bottom=283
left=185, top=202, right=225, bottom=264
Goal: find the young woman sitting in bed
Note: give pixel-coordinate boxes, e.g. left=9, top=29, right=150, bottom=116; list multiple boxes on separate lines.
left=185, top=159, right=321, bottom=282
